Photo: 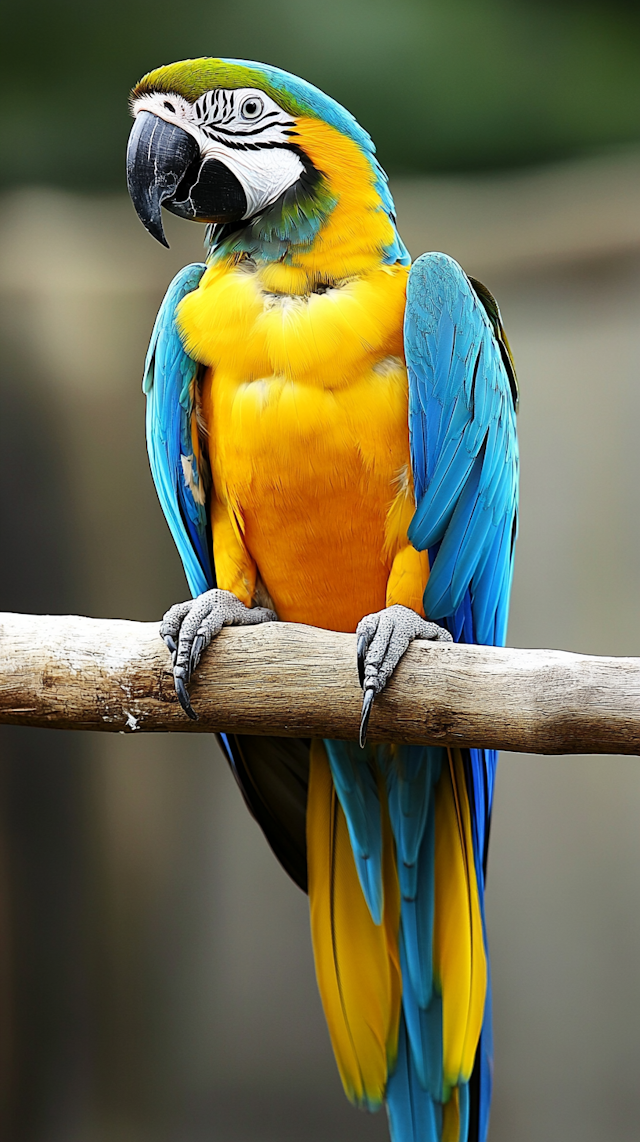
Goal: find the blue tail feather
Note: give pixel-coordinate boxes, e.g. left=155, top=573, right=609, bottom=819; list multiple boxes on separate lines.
left=458, top=1082, right=470, bottom=1142
left=400, top=936, right=444, bottom=1099
left=387, top=1015, right=441, bottom=1142
left=386, top=744, right=441, bottom=900
left=399, top=791, right=437, bottom=1009
left=474, top=913, right=494, bottom=1142
left=324, top=739, right=384, bottom=924
left=323, top=734, right=492, bottom=1141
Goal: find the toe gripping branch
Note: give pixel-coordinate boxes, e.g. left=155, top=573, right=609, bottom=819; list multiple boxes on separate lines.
left=356, top=605, right=453, bottom=748
left=165, top=634, right=198, bottom=721
left=161, top=594, right=450, bottom=739
left=160, top=589, right=277, bottom=720
left=357, top=636, right=376, bottom=748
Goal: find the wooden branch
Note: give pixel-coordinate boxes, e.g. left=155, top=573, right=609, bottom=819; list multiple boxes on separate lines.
left=0, top=611, right=637, bottom=754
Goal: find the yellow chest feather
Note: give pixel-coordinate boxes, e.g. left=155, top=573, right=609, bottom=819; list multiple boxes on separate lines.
left=178, top=261, right=426, bottom=630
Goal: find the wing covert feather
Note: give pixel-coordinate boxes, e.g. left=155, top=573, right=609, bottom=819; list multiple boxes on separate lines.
left=143, top=263, right=214, bottom=597
left=404, top=253, right=518, bottom=649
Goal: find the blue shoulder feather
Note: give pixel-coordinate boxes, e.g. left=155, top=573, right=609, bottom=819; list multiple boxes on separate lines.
left=404, top=252, right=519, bottom=649
left=143, top=264, right=214, bottom=598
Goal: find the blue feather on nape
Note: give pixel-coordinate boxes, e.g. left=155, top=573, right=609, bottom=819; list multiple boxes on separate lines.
left=323, top=739, right=384, bottom=924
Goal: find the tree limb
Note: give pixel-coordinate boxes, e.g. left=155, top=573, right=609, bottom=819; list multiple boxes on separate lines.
left=0, top=612, right=637, bottom=754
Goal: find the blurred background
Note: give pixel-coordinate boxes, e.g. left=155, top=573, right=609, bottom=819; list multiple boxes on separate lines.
left=2, top=1, right=640, bottom=1139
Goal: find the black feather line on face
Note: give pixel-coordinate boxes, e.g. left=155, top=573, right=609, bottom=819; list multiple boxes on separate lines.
left=202, top=119, right=296, bottom=138
left=201, top=132, right=298, bottom=152
left=205, top=142, right=328, bottom=254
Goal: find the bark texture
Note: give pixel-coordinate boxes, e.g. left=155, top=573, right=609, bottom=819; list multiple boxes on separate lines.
left=0, top=612, right=637, bottom=754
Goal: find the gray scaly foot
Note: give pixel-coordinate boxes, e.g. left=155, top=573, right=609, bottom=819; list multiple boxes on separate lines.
left=356, top=604, right=453, bottom=747
left=160, top=588, right=277, bottom=720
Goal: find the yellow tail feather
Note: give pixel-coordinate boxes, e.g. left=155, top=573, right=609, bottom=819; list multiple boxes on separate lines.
left=442, top=1085, right=460, bottom=1142
left=306, top=739, right=401, bottom=1109
left=434, top=749, right=487, bottom=1097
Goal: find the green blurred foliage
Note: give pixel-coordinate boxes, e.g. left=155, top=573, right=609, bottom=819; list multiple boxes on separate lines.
left=2, top=0, right=640, bottom=188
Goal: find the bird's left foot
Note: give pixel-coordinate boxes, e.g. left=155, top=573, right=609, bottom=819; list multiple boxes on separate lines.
left=356, top=605, right=452, bottom=747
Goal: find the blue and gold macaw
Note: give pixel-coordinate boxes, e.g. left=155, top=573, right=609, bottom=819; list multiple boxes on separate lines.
left=126, top=58, right=518, bottom=1142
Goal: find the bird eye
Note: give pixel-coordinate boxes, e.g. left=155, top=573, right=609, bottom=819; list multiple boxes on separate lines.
left=163, top=101, right=176, bottom=113
left=240, top=96, right=264, bottom=120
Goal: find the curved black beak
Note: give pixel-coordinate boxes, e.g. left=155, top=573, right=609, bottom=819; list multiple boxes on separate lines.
left=126, top=111, right=198, bottom=247
left=126, top=110, right=248, bottom=247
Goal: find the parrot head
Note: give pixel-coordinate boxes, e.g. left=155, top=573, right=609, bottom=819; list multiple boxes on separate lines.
left=127, top=57, right=408, bottom=277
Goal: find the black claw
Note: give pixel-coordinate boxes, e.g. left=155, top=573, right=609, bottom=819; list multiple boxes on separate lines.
left=175, top=674, right=199, bottom=721
left=163, top=634, right=177, bottom=657
left=359, top=687, right=375, bottom=748
left=357, top=635, right=367, bottom=689
left=190, top=633, right=206, bottom=676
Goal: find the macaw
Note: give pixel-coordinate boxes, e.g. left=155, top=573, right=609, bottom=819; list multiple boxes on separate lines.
left=126, top=57, right=518, bottom=1142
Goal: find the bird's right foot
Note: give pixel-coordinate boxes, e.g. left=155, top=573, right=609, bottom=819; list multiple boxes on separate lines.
left=160, top=588, right=277, bottom=720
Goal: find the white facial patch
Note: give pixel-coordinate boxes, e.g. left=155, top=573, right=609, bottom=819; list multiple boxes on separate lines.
left=132, top=88, right=305, bottom=219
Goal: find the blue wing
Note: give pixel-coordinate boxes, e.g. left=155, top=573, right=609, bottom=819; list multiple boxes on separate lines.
left=384, top=254, right=518, bottom=1142
left=143, top=264, right=214, bottom=598
left=405, top=250, right=519, bottom=873
left=405, top=252, right=519, bottom=650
